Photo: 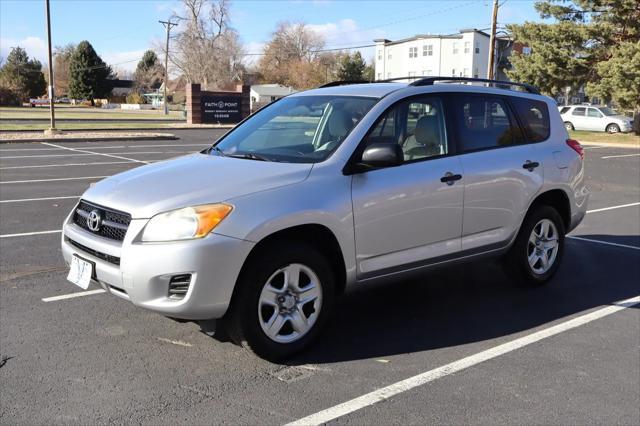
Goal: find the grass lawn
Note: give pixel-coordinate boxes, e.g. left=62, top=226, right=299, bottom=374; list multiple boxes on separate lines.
left=570, top=130, right=640, bottom=145
left=0, top=122, right=178, bottom=131
left=0, top=106, right=184, bottom=120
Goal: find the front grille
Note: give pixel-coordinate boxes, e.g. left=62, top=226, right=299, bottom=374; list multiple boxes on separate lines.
left=73, top=200, right=131, bottom=241
left=68, top=238, right=121, bottom=266
left=168, top=274, right=192, bottom=300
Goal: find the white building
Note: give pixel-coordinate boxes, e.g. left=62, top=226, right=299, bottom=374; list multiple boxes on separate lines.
left=374, top=29, right=491, bottom=81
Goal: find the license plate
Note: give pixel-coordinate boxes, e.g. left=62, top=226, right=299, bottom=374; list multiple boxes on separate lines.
left=67, top=255, right=94, bottom=290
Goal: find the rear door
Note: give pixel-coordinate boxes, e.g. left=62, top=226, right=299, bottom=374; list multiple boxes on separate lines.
left=452, top=94, right=545, bottom=251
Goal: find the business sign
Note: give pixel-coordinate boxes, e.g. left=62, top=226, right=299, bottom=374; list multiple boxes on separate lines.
left=201, top=95, right=243, bottom=123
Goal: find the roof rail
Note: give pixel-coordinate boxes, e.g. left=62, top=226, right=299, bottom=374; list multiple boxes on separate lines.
left=318, top=80, right=371, bottom=88
left=409, top=76, right=540, bottom=94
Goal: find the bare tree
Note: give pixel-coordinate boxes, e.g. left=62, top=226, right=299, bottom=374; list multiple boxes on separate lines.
left=164, top=0, right=244, bottom=89
left=258, top=21, right=333, bottom=89
left=43, top=44, right=75, bottom=96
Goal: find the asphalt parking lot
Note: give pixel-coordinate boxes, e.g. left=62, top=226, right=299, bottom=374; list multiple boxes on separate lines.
left=1, top=129, right=638, bottom=425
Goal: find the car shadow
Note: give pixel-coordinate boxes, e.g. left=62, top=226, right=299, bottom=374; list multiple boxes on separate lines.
left=286, top=234, right=640, bottom=365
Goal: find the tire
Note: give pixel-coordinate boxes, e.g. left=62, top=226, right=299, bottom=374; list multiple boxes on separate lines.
left=564, top=122, right=574, bottom=131
left=606, top=123, right=620, bottom=133
left=224, top=241, right=335, bottom=361
left=506, top=205, right=565, bottom=286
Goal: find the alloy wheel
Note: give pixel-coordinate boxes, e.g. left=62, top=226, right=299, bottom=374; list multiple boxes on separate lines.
left=527, top=219, right=559, bottom=275
left=257, top=263, right=322, bottom=344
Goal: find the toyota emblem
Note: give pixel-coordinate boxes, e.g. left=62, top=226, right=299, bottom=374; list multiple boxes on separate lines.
left=86, top=209, right=102, bottom=232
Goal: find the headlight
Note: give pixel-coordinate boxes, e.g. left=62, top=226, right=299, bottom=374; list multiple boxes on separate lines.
left=141, top=204, right=233, bottom=242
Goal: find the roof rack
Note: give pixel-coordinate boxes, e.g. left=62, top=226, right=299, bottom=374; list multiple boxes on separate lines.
left=318, top=80, right=371, bottom=88
left=408, top=76, right=540, bottom=94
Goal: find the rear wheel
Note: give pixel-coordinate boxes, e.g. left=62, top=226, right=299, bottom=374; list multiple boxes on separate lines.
left=564, top=122, right=575, bottom=131
left=507, top=206, right=565, bottom=286
left=606, top=123, right=620, bottom=133
left=224, top=242, right=335, bottom=361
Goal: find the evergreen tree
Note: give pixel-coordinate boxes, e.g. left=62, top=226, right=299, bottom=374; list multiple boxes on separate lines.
left=133, top=50, right=164, bottom=92
left=68, top=40, right=113, bottom=101
left=337, top=51, right=366, bottom=81
left=0, top=47, right=46, bottom=101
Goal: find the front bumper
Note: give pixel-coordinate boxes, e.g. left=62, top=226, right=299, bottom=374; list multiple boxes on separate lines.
left=61, top=218, right=254, bottom=320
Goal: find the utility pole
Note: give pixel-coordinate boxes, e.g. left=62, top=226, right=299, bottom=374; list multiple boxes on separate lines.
left=487, top=0, right=499, bottom=80
left=44, top=0, right=57, bottom=133
left=159, top=20, right=177, bottom=115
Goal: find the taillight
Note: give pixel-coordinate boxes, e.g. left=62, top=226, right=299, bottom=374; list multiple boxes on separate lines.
left=566, top=139, right=584, bottom=160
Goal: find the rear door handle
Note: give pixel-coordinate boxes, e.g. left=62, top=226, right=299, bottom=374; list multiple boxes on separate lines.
left=440, top=172, right=462, bottom=185
left=522, top=161, right=540, bottom=171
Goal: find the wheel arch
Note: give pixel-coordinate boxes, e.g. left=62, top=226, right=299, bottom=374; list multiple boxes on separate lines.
left=526, top=189, right=571, bottom=232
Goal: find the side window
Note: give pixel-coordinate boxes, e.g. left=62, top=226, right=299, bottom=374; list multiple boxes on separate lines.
left=456, top=97, right=521, bottom=152
left=511, top=97, right=550, bottom=142
left=572, top=107, right=586, bottom=116
left=588, top=108, right=602, bottom=118
left=364, top=97, right=448, bottom=162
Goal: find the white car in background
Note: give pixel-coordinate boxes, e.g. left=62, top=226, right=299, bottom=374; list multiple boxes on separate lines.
left=559, top=105, right=633, bottom=133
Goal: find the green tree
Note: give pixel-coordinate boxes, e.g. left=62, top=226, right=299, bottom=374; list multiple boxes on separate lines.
left=134, top=50, right=164, bottom=92
left=0, top=47, right=46, bottom=101
left=337, top=51, right=366, bottom=81
left=507, top=0, right=640, bottom=95
left=68, top=40, right=114, bottom=101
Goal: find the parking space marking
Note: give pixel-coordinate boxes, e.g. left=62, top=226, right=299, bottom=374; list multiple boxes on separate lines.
left=582, top=146, right=608, bottom=150
left=288, top=295, right=640, bottom=426
left=0, top=144, right=207, bottom=152
left=1, top=151, right=163, bottom=159
left=587, top=202, right=640, bottom=214
left=41, top=142, right=150, bottom=164
left=0, top=230, right=61, bottom=238
left=0, top=176, right=108, bottom=184
left=601, top=153, right=640, bottom=159
left=0, top=146, right=125, bottom=152
left=0, top=195, right=79, bottom=204
left=567, top=235, right=640, bottom=251
left=0, top=161, right=133, bottom=170
left=41, top=289, right=106, bottom=302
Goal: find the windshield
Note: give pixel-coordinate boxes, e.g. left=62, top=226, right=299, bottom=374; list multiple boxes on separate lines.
left=211, top=95, right=378, bottom=163
left=599, top=107, right=620, bottom=116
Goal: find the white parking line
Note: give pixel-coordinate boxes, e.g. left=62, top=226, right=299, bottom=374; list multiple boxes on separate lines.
left=601, top=153, right=640, bottom=159
left=0, top=144, right=207, bottom=152
left=0, top=230, right=61, bottom=238
left=287, top=295, right=640, bottom=426
left=587, top=202, right=640, bottom=214
left=41, top=142, right=151, bottom=164
left=42, top=289, right=106, bottom=302
left=0, top=146, right=125, bottom=152
left=0, top=151, right=164, bottom=159
left=582, top=146, right=608, bottom=150
left=0, top=161, right=132, bottom=170
left=0, top=176, right=108, bottom=184
left=0, top=195, right=79, bottom=204
left=567, top=235, right=640, bottom=251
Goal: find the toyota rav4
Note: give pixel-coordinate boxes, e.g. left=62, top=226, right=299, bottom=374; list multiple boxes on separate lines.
left=62, top=77, right=589, bottom=360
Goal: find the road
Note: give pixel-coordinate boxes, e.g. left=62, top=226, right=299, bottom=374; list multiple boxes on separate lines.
left=1, top=129, right=638, bottom=425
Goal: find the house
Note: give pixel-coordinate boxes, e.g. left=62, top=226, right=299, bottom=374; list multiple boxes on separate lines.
left=250, top=84, right=296, bottom=112
left=374, top=29, right=492, bottom=81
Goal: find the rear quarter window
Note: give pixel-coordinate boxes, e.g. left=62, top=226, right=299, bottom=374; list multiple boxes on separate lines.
left=511, top=98, right=550, bottom=142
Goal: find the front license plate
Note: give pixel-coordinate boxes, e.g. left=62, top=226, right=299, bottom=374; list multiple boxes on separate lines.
left=67, top=255, right=94, bottom=290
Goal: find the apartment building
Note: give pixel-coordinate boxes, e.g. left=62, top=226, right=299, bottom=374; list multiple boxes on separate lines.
left=374, top=29, right=491, bottom=81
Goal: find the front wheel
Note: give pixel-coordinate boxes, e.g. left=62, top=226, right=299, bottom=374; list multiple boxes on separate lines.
left=224, top=242, right=335, bottom=361
left=606, top=123, right=620, bottom=133
left=506, top=206, right=565, bottom=286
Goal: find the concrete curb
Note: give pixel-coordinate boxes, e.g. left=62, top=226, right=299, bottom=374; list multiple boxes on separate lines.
left=0, top=134, right=179, bottom=144
left=0, top=125, right=234, bottom=133
left=580, top=141, right=640, bottom=149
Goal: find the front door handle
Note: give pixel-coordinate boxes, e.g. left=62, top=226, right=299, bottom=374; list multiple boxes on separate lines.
left=440, top=172, right=462, bottom=185
left=522, top=160, right=540, bottom=171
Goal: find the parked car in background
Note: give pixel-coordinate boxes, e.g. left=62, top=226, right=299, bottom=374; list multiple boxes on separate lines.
left=559, top=105, right=633, bottom=133
left=28, top=98, right=50, bottom=107
left=61, top=77, right=588, bottom=360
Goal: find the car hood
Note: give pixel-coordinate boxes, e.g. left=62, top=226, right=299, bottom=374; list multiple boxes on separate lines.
left=82, top=153, right=313, bottom=218
left=609, top=114, right=632, bottom=122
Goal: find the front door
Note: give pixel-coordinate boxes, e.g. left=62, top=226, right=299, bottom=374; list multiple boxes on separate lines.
left=351, top=96, right=464, bottom=278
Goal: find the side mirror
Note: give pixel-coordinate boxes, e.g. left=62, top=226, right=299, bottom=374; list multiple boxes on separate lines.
left=360, top=143, right=403, bottom=169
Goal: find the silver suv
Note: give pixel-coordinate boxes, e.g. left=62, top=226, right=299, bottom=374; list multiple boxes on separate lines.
left=559, top=105, right=633, bottom=133
left=62, top=77, right=589, bottom=360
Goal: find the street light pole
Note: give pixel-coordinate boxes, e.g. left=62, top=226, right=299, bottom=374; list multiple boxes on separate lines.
left=159, top=19, right=177, bottom=115
left=45, top=0, right=56, bottom=132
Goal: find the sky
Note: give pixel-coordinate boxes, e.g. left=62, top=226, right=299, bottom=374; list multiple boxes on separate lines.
left=0, top=0, right=543, bottom=75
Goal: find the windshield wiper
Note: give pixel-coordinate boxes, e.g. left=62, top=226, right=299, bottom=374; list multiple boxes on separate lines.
left=209, top=146, right=227, bottom=157
left=227, top=152, right=273, bottom=162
